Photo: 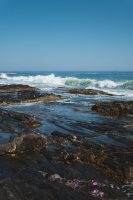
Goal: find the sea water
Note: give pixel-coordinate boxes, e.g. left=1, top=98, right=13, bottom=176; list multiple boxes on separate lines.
left=0, top=71, right=133, bottom=145
left=0, top=71, right=133, bottom=96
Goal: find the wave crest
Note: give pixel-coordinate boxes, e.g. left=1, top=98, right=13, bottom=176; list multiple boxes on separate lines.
left=122, top=81, right=133, bottom=90
left=0, top=73, right=133, bottom=90
left=0, top=73, right=9, bottom=79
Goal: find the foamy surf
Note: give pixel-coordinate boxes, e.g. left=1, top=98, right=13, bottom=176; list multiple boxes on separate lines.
left=0, top=72, right=133, bottom=97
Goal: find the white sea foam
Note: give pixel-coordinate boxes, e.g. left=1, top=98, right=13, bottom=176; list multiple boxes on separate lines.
left=0, top=73, right=9, bottom=79
left=86, top=79, right=120, bottom=88
left=0, top=73, right=66, bottom=86
left=0, top=73, right=133, bottom=94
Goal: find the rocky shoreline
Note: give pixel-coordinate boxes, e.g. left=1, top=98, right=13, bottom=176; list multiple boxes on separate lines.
left=68, top=89, right=116, bottom=96
left=92, top=101, right=133, bottom=117
left=0, top=84, right=61, bottom=106
left=0, top=85, right=133, bottom=200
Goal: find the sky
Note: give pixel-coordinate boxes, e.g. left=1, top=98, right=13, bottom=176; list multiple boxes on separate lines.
left=0, top=0, right=133, bottom=71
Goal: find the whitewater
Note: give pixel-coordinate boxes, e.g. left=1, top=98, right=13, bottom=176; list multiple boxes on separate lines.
left=0, top=71, right=133, bottom=97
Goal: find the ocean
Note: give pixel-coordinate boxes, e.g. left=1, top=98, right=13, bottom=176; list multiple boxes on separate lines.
left=0, top=71, right=133, bottom=96
left=0, top=71, right=133, bottom=144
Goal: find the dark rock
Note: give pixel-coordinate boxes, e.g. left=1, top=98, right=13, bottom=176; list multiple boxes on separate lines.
left=0, top=84, right=38, bottom=92
left=0, top=132, right=132, bottom=199
left=46, top=133, right=133, bottom=184
left=0, top=178, right=92, bottom=200
left=92, top=100, right=133, bottom=117
left=0, top=84, right=61, bottom=106
left=0, top=133, right=47, bottom=156
left=11, top=133, right=47, bottom=155
left=0, top=108, right=41, bottom=136
left=0, top=84, right=132, bottom=199
left=68, top=89, right=116, bottom=96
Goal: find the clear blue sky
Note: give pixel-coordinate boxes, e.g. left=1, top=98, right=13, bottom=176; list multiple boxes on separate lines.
left=0, top=0, right=133, bottom=71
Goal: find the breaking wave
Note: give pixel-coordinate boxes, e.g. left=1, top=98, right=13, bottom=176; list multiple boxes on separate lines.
left=0, top=73, right=133, bottom=90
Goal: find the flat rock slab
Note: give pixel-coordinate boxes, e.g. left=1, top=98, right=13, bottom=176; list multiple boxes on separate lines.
left=0, top=84, right=38, bottom=92
left=0, top=108, right=41, bottom=137
left=68, top=89, right=116, bottom=96
left=92, top=100, right=133, bottom=117
left=0, top=84, right=61, bottom=106
left=0, top=133, right=47, bottom=156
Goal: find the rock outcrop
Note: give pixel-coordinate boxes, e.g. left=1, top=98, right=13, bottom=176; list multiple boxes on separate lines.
left=0, top=108, right=41, bottom=136
left=0, top=84, right=132, bottom=199
left=68, top=89, right=116, bottom=96
left=0, top=84, right=38, bottom=92
left=0, top=132, right=132, bottom=199
left=92, top=100, right=133, bottom=117
left=0, top=133, right=47, bottom=156
left=0, top=84, right=61, bottom=106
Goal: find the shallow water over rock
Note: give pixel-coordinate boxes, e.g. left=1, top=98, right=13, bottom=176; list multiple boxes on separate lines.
left=0, top=83, right=132, bottom=199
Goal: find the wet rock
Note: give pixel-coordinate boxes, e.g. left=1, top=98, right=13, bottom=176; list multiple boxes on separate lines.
left=16, top=90, right=61, bottom=104
left=0, top=85, right=132, bottom=199
left=0, top=178, right=92, bottom=200
left=123, top=123, right=133, bottom=128
left=0, top=84, right=61, bottom=106
left=0, top=84, right=38, bottom=93
left=68, top=89, right=116, bottom=96
left=1, top=127, right=132, bottom=186
left=46, top=134, right=133, bottom=184
left=0, top=131, right=132, bottom=199
left=0, top=108, right=41, bottom=136
left=92, top=100, right=133, bottom=117
left=49, top=174, right=63, bottom=182
left=51, top=131, right=68, bottom=138
left=0, top=133, right=47, bottom=156
left=51, top=131, right=79, bottom=142
left=11, top=133, right=47, bottom=155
